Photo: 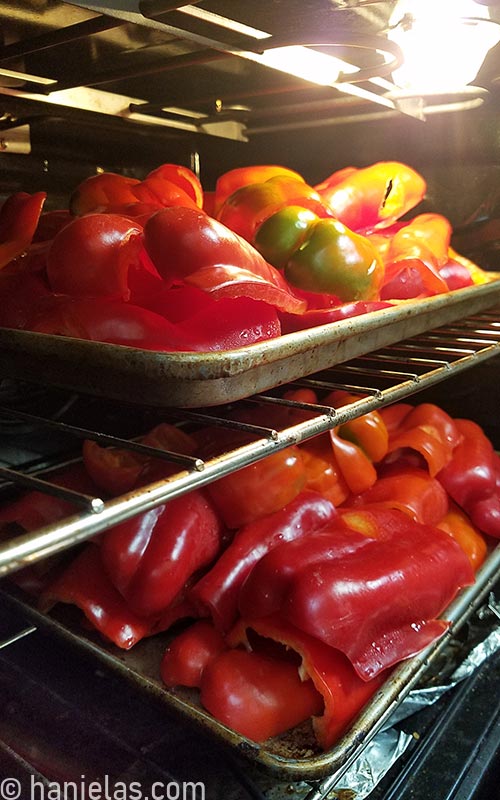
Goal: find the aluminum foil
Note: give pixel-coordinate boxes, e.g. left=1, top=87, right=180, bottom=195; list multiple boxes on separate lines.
left=315, top=618, right=500, bottom=800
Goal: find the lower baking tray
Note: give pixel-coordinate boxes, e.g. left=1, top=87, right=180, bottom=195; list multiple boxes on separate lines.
left=2, top=542, right=499, bottom=783
left=1, top=279, right=500, bottom=408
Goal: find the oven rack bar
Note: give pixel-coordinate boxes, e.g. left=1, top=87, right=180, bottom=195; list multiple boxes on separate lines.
left=0, top=311, right=499, bottom=577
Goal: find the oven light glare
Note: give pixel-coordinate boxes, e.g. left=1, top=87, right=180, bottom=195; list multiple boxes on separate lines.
left=389, top=0, right=500, bottom=93
left=254, top=45, right=358, bottom=85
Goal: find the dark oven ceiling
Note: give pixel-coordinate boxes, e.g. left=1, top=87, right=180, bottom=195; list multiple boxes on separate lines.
left=3, top=1, right=499, bottom=142
left=1, top=1, right=500, bottom=193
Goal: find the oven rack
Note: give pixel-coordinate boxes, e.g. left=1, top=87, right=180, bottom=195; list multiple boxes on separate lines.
left=1, top=308, right=500, bottom=578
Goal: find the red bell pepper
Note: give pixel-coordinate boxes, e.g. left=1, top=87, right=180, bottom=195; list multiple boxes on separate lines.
left=238, top=526, right=373, bottom=620
left=0, top=191, right=47, bottom=270
left=379, top=214, right=452, bottom=299
left=132, top=164, right=202, bottom=211
left=41, top=544, right=194, bottom=650
left=315, top=161, right=426, bottom=233
left=69, top=172, right=142, bottom=215
left=82, top=422, right=197, bottom=497
left=69, top=164, right=203, bottom=217
left=161, top=619, right=228, bottom=689
left=437, top=419, right=497, bottom=506
left=169, top=295, right=282, bottom=351
left=279, top=300, right=392, bottom=334
left=346, top=466, right=449, bottom=527
left=446, top=247, right=489, bottom=286
left=383, top=403, right=463, bottom=476
left=200, top=647, right=324, bottom=743
left=255, top=508, right=474, bottom=680
left=27, top=295, right=196, bottom=351
left=46, top=213, right=144, bottom=301
left=42, top=544, right=153, bottom=649
left=188, top=491, right=338, bottom=632
left=299, top=436, right=350, bottom=508
left=328, top=429, right=378, bottom=495
left=0, top=463, right=101, bottom=533
left=143, top=206, right=306, bottom=314
left=438, top=256, right=475, bottom=291
left=206, top=445, right=307, bottom=529
left=438, top=420, right=500, bottom=539
left=229, top=616, right=386, bottom=749
left=100, top=489, right=224, bottom=617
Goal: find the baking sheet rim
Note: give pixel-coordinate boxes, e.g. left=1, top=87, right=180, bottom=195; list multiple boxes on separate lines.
left=2, top=542, right=499, bottom=782
left=0, top=279, right=499, bottom=408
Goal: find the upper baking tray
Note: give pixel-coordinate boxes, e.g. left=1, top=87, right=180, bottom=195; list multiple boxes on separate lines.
left=1, top=279, right=500, bottom=408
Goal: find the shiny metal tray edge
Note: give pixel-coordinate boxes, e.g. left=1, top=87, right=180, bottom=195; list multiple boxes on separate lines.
left=2, top=543, right=499, bottom=782
left=1, top=279, right=500, bottom=408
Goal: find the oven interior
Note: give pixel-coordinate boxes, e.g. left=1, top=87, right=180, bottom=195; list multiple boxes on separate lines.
left=1, top=2, right=500, bottom=799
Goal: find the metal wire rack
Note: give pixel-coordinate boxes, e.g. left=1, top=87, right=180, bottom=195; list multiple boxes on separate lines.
left=0, top=309, right=499, bottom=578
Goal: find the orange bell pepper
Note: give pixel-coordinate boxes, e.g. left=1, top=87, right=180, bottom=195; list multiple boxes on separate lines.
left=437, top=502, right=487, bottom=571
left=315, top=161, right=426, bottom=233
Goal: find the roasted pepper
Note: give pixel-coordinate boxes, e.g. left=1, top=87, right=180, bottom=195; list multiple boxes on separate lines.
left=188, top=491, right=337, bottom=632
left=346, top=465, right=449, bottom=526
left=213, top=164, right=305, bottom=215
left=281, top=508, right=474, bottom=679
left=229, top=615, right=386, bottom=749
left=143, top=206, right=306, bottom=314
left=380, top=214, right=452, bottom=299
left=437, top=419, right=500, bottom=539
left=70, top=163, right=203, bottom=216
left=315, top=161, right=427, bottom=233
left=282, top=217, right=385, bottom=301
left=217, top=176, right=329, bottom=243
left=382, top=402, right=463, bottom=476
left=206, top=445, right=307, bottom=529
left=200, top=646, right=324, bottom=743
left=238, top=508, right=474, bottom=681
left=41, top=544, right=195, bottom=650
left=0, top=191, right=46, bottom=270
left=437, top=501, right=487, bottom=570
left=100, top=489, right=224, bottom=617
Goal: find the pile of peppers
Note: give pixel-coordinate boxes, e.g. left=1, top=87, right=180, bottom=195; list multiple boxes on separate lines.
left=2, top=395, right=499, bottom=752
left=0, top=160, right=491, bottom=351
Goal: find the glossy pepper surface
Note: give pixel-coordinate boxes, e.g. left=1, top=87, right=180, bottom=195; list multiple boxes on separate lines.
left=347, top=465, right=449, bottom=527
left=382, top=402, right=463, bottom=476
left=41, top=544, right=194, bottom=650
left=100, top=489, right=224, bottom=616
left=229, top=615, right=386, bottom=749
left=241, top=508, right=474, bottom=680
left=200, top=647, right=324, bottom=742
left=283, top=217, right=385, bottom=302
left=188, top=491, right=338, bottom=632
left=315, top=161, right=427, bottom=233
left=217, top=176, right=329, bottom=243
left=143, top=206, right=306, bottom=314
left=0, top=191, right=46, bottom=270
left=437, top=419, right=500, bottom=539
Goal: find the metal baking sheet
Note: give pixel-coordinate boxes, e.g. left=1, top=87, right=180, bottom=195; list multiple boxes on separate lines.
left=1, top=279, right=500, bottom=408
left=1, top=542, right=499, bottom=783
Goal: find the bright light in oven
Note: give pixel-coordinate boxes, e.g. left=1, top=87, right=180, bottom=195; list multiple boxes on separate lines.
left=388, top=0, right=500, bottom=93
